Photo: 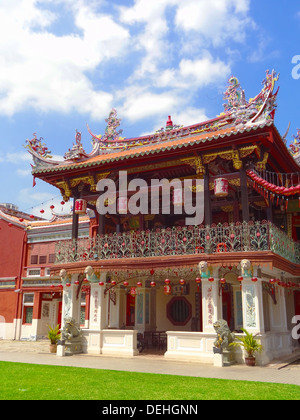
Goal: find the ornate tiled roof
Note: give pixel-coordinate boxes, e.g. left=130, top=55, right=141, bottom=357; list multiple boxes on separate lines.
left=25, top=69, right=293, bottom=175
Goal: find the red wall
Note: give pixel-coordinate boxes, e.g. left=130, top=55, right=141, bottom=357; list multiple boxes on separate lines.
left=0, top=219, right=26, bottom=322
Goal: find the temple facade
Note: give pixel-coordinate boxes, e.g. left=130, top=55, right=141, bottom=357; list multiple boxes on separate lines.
left=21, top=70, right=300, bottom=365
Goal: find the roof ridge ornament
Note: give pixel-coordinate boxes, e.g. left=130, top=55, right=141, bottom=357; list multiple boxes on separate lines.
left=222, top=69, right=279, bottom=127
left=64, top=129, right=88, bottom=161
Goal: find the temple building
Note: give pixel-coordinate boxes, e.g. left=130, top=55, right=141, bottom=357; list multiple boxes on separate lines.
left=21, top=70, right=300, bottom=364
left=0, top=206, right=89, bottom=340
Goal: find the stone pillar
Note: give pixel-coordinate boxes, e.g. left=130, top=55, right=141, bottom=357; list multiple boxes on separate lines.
left=107, top=287, right=120, bottom=328
left=241, top=278, right=264, bottom=333
left=89, top=282, right=106, bottom=330
left=201, top=280, right=222, bottom=332
left=61, top=273, right=81, bottom=328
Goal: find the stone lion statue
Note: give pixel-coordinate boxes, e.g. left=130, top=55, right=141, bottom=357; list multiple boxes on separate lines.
left=84, top=266, right=98, bottom=283
left=61, top=317, right=82, bottom=341
left=198, top=260, right=210, bottom=278
left=59, top=269, right=68, bottom=284
left=240, top=259, right=252, bottom=277
left=213, top=319, right=235, bottom=350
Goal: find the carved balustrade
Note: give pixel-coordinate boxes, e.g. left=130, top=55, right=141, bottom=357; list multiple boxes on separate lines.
left=55, top=221, right=300, bottom=265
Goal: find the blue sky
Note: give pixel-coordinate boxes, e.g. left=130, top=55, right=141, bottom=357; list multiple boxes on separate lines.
left=0, top=0, right=300, bottom=219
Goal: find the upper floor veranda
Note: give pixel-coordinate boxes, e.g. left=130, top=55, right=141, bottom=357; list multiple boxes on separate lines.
left=54, top=220, right=300, bottom=267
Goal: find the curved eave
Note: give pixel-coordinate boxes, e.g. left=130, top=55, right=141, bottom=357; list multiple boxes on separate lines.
left=32, top=122, right=272, bottom=176
left=267, top=125, right=300, bottom=173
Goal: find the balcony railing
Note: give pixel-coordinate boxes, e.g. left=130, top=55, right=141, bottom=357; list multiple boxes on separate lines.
left=55, top=221, right=300, bottom=265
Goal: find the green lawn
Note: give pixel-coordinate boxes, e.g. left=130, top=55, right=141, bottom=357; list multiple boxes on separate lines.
left=0, top=361, right=299, bottom=400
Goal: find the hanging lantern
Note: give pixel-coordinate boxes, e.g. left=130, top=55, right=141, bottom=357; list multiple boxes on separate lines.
left=214, top=178, right=228, bottom=197
left=251, top=277, right=258, bottom=282
left=237, top=276, right=243, bottom=282
left=99, top=281, right=104, bottom=286
left=137, top=281, right=142, bottom=287
left=173, top=187, right=183, bottom=206
left=208, top=277, right=214, bottom=282
left=40, top=209, right=45, bottom=214
left=50, top=205, right=55, bottom=210
left=30, top=214, right=35, bottom=219
left=19, top=218, right=24, bottom=222
left=75, top=199, right=87, bottom=215
left=220, top=278, right=226, bottom=285
left=150, top=281, right=156, bottom=287
left=165, top=278, right=170, bottom=285
left=150, top=269, right=155, bottom=275
left=117, top=196, right=128, bottom=214
left=123, top=281, right=129, bottom=287
left=164, top=284, right=171, bottom=295
left=269, top=278, right=276, bottom=284
left=66, top=282, right=71, bottom=287
left=61, top=201, right=65, bottom=205
left=74, top=280, right=80, bottom=285
left=195, top=277, right=201, bottom=291
left=111, top=280, right=116, bottom=286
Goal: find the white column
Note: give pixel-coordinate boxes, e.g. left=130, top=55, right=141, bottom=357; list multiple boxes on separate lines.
left=61, top=274, right=81, bottom=328
left=89, top=283, right=106, bottom=330
left=201, top=277, right=222, bottom=333
left=241, top=278, right=264, bottom=333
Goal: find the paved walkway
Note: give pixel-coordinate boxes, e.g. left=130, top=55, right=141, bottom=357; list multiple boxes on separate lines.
left=0, top=339, right=299, bottom=386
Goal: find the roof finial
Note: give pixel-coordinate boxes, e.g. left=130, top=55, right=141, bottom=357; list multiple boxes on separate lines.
left=166, top=115, right=173, bottom=130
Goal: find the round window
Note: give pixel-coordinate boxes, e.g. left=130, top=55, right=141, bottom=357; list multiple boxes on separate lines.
left=166, top=297, right=192, bottom=326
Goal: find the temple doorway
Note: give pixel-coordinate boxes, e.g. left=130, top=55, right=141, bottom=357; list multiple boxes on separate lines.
left=126, top=293, right=135, bottom=327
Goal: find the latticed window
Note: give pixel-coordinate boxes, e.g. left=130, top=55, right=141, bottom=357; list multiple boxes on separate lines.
left=167, top=297, right=192, bottom=326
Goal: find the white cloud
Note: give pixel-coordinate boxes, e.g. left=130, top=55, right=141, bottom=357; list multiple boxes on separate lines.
left=0, top=0, right=254, bottom=124
left=0, top=0, right=128, bottom=119
left=174, top=0, right=253, bottom=46
left=156, top=53, right=230, bottom=89
left=120, top=88, right=178, bottom=121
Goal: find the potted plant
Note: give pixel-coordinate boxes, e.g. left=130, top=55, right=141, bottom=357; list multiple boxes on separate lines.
left=47, top=324, right=61, bottom=353
left=230, top=328, right=263, bottom=366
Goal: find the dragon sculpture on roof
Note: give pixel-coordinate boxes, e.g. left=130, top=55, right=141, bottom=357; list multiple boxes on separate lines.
left=25, top=69, right=296, bottom=168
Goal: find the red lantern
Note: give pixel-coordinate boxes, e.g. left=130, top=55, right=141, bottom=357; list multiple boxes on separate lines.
left=220, top=278, right=226, bottom=284
left=117, top=196, right=128, bottom=214
left=251, top=277, right=258, bottom=282
left=111, top=280, right=116, bottom=286
left=75, top=199, right=87, bottom=215
left=8, top=222, right=12, bottom=227
left=195, top=277, right=201, bottom=291
left=238, top=276, right=243, bottom=282
left=150, top=269, right=155, bottom=276
left=137, top=281, right=142, bottom=287
left=50, top=205, right=55, bottom=210
left=208, top=277, right=214, bottom=282
left=74, top=280, right=80, bottom=285
left=165, top=278, right=170, bottom=285
left=19, top=218, right=24, bottom=222
left=269, top=278, right=276, bottom=284
left=173, top=187, right=183, bottom=206
left=30, top=214, right=35, bottom=219
left=40, top=209, right=44, bottom=214
left=214, top=178, right=228, bottom=197
left=179, top=279, right=185, bottom=285
left=99, top=281, right=104, bottom=286
left=150, top=281, right=156, bottom=287
left=123, top=281, right=129, bottom=287
left=164, top=284, right=171, bottom=295
left=66, top=282, right=71, bottom=287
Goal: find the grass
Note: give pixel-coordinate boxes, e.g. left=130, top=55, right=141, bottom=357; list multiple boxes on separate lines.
left=0, top=361, right=299, bottom=400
